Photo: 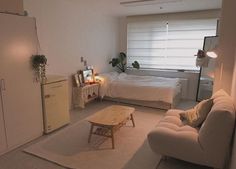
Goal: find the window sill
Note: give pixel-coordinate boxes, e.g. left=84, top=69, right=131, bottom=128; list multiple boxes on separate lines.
left=127, top=67, right=200, bottom=74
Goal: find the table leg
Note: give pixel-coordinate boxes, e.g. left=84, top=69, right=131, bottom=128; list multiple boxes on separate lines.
left=130, top=114, right=135, bottom=127
left=111, top=127, right=115, bottom=149
left=88, top=124, right=94, bottom=143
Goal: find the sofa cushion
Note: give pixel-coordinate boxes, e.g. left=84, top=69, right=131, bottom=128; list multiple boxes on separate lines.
left=180, top=99, right=213, bottom=127
left=157, top=109, right=198, bottom=133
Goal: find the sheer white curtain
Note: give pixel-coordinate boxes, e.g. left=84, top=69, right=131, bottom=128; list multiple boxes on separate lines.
left=127, top=13, right=217, bottom=70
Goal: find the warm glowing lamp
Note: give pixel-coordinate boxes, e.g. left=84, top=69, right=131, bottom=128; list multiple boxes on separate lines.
left=206, top=50, right=218, bottom=58
left=205, top=36, right=219, bottom=59
left=94, top=73, right=102, bottom=82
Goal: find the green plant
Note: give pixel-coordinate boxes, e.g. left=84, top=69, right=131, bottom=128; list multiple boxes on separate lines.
left=31, top=55, right=47, bottom=69
left=132, top=61, right=140, bottom=69
left=109, top=52, right=140, bottom=72
left=31, top=55, right=47, bottom=83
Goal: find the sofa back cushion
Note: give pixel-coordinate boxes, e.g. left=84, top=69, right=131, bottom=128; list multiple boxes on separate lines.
left=198, top=89, right=235, bottom=167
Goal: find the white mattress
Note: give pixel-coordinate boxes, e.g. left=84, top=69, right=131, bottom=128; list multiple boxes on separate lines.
left=99, top=72, right=181, bottom=104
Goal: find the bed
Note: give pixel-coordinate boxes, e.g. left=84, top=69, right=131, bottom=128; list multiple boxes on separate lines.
left=99, top=72, right=182, bottom=110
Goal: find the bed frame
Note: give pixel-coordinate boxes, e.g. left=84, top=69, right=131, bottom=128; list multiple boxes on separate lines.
left=103, top=92, right=181, bottom=110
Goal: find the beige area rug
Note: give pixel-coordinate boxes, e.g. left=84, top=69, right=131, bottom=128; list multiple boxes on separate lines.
left=24, top=107, right=164, bottom=169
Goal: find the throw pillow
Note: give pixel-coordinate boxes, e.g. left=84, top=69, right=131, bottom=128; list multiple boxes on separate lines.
left=180, top=108, right=197, bottom=125
left=211, top=89, right=229, bottom=99
left=180, top=98, right=213, bottom=127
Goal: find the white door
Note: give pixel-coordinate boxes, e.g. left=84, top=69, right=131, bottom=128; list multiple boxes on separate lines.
left=0, top=14, right=43, bottom=149
left=0, top=89, right=7, bottom=155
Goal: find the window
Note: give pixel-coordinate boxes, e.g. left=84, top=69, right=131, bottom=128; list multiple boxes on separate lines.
left=127, top=15, right=217, bottom=71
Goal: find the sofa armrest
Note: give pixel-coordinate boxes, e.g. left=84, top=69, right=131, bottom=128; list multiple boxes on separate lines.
left=148, top=126, right=204, bottom=163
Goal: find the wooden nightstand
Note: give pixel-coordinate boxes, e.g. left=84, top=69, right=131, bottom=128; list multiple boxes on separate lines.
left=73, top=83, right=99, bottom=108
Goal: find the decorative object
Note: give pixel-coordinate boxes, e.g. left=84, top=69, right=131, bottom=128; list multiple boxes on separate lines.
left=78, top=73, right=83, bottom=86
left=86, top=65, right=93, bottom=70
left=94, top=73, right=102, bottom=82
left=179, top=98, right=213, bottom=127
left=73, top=74, right=81, bottom=87
left=81, top=69, right=94, bottom=84
left=80, top=56, right=89, bottom=68
left=195, top=49, right=208, bottom=67
left=204, top=36, right=219, bottom=58
left=80, top=56, right=84, bottom=62
left=31, top=54, right=47, bottom=83
left=132, top=61, right=140, bottom=69
left=196, top=49, right=205, bottom=58
left=206, top=51, right=218, bottom=58
left=109, top=52, right=140, bottom=72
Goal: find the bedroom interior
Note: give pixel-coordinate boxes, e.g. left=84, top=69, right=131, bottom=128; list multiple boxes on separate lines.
left=1, top=0, right=236, bottom=169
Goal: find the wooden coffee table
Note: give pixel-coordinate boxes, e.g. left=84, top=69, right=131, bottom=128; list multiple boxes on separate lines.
left=87, top=105, right=135, bottom=149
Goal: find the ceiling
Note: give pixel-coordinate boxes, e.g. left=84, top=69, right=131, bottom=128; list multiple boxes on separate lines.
left=99, top=0, right=222, bottom=16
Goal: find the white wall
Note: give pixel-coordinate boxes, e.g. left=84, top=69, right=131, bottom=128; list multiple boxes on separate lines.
left=24, top=0, right=120, bottom=108
left=213, top=0, right=236, bottom=94
left=118, top=17, right=127, bottom=52
left=232, top=50, right=236, bottom=105
left=217, top=1, right=236, bottom=168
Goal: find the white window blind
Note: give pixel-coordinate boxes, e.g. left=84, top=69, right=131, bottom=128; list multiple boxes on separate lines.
left=127, top=17, right=217, bottom=70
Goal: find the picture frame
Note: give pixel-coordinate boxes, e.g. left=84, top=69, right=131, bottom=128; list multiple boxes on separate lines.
left=73, top=74, right=80, bottom=87
left=78, top=72, right=84, bottom=86
left=81, top=69, right=95, bottom=84
left=74, top=73, right=84, bottom=87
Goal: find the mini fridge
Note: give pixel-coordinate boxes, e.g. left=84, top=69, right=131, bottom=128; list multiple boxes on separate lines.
left=41, top=75, right=70, bottom=133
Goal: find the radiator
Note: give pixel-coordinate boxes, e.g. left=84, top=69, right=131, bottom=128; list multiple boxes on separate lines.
left=179, top=78, right=188, bottom=99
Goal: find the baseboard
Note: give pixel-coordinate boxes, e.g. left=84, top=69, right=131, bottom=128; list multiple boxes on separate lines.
left=0, top=131, right=43, bottom=156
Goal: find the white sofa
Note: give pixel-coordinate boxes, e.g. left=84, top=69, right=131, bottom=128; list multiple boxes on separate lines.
left=147, top=90, right=235, bottom=169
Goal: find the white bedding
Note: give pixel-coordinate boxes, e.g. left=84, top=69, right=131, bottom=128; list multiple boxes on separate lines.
left=99, top=72, right=181, bottom=104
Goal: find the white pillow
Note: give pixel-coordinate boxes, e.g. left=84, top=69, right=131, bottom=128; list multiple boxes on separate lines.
left=100, top=72, right=119, bottom=81
left=118, top=73, right=127, bottom=79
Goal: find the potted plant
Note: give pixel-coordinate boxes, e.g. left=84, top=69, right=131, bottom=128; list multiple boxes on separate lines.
left=109, top=52, right=140, bottom=72
left=31, top=55, right=47, bottom=83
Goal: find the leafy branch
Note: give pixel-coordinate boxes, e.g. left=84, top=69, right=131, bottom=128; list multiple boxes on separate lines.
left=109, top=52, right=140, bottom=72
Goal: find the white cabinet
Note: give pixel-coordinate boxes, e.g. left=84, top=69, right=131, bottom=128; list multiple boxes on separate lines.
left=0, top=98, right=7, bottom=155
left=0, top=14, right=43, bottom=153
left=0, top=0, right=24, bottom=15
left=42, top=76, right=70, bottom=133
